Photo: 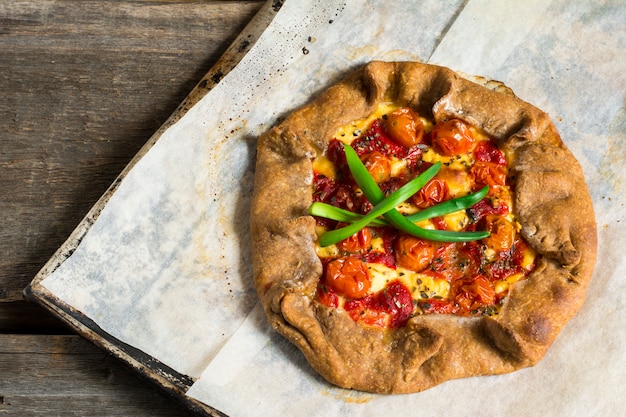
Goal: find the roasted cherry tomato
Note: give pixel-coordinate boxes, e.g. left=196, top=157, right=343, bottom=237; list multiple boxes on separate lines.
left=430, top=216, right=448, bottom=230
left=395, top=235, right=436, bottom=272
left=431, top=119, right=475, bottom=156
left=411, top=178, right=450, bottom=208
left=481, top=214, right=516, bottom=252
left=486, top=241, right=526, bottom=281
left=316, top=283, right=339, bottom=308
left=352, top=120, right=408, bottom=158
left=470, top=160, right=507, bottom=187
left=382, top=281, right=414, bottom=328
left=344, top=296, right=388, bottom=327
left=452, top=274, right=495, bottom=313
left=385, top=107, right=424, bottom=148
left=473, top=140, right=507, bottom=165
left=420, top=298, right=456, bottom=314
left=344, top=280, right=414, bottom=328
left=424, top=241, right=482, bottom=282
left=332, top=183, right=360, bottom=212
left=325, top=257, right=371, bottom=299
left=467, top=197, right=510, bottom=223
left=361, top=151, right=392, bottom=183
left=337, top=226, right=372, bottom=253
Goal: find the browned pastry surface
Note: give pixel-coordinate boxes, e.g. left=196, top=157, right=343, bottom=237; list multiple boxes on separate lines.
left=250, top=61, right=597, bottom=393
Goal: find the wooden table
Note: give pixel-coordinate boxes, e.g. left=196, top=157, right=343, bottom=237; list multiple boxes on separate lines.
left=1, top=1, right=265, bottom=415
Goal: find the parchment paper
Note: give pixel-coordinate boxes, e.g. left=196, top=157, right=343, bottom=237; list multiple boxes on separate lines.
left=41, top=0, right=626, bottom=415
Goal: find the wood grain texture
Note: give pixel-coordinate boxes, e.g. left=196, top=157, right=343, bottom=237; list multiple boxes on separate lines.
left=0, top=301, right=69, bottom=334
left=0, top=1, right=265, bottom=415
left=0, top=0, right=263, bottom=311
left=0, top=334, right=197, bottom=416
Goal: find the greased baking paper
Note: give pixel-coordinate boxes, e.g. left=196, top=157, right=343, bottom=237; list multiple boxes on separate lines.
left=41, top=0, right=626, bottom=415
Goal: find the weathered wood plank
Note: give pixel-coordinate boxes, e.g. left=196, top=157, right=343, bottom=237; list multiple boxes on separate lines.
left=0, top=301, right=70, bottom=334
left=0, top=334, right=198, bottom=416
left=0, top=0, right=263, bottom=313
left=0, top=1, right=269, bottom=414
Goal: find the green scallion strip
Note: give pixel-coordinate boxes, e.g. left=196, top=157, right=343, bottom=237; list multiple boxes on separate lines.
left=405, top=185, right=489, bottom=223
left=339, top=143, right=489, bottom=243
left=350, top=147, right=439, bottom=206
left=383, top=209, right=490, bottom=242
left=317, top=157, right=442, bottom=247
left=308, top=202, right=388, bottom=227
left=310, top=185, right=489, bottom=228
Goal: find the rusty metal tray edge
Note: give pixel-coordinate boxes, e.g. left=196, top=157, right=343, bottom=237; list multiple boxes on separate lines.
left=23, top=1, right=281, bottom=416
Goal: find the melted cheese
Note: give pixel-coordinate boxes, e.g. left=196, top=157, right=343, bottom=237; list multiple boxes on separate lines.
left=494, top=273, right=524, bottom=294
left=367, top=263, right=450, bottom=299
left=521, top=245, right=536, bottom=269
left=312, top=104, right=535, bottom=320
left=469, top=126, right=490, bottom=142
left=367, top=263, right=400, bottom=292
left=314, top=226, right=339, bottom=258
left=334, top=102, right=400, bottom=142
left=422, top=148, right=475, bottom=171
left=442, top=210, right=470, bottom=231
left=389, top=157, right=409, bottom=177
left=396, top=202, right=419, bottom=215
left=312, top=155, right=336, bottom=179
left=370, top=236, right=385, bottom=252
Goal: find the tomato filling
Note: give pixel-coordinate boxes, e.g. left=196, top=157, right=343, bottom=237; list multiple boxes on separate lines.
left=311, top=106, right=536, bottom=328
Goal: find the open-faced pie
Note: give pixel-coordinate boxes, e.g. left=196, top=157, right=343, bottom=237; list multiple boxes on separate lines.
left=250, top=61, right=597, bottom=393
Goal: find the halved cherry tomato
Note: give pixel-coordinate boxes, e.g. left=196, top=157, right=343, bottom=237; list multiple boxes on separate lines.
left=332, top=184, right=360, bottom=212
left=420, top=298, right=456, bottom=314
left=452, top=274, right=495, bottom=313
left=486, top=249, right=523, bottom=281
left=325, top=257, right=371, bottom=299
left=411, top=178, right=449, bottom=208
left=361, top=151, right=392, bottom=183
left=473, top=140, right=507, bottom=165
left=337, top=226, right=372, bottom=253
left=470, top=160, right=507, bottom=187
left=363, top=227, right=397, bottom=268
left=481, top=214, right=516, bottom=252
left=425, top=242, right=482, bottom=282
left=426, top=242, right=461, bottom=282
left=433, top=216, right=450, bottom=230
left=395, top=235, right=436, bottom=272
left=316, top=283, right=339, bottom=308
left=344, top=280, right=414, bottom=328
left=431, top=119, right=475, bottom=156
left=382, top=281, right=414, bottom=328
left=352, top=120, right=408, bottom=158
left=385, top=107, right=424, bottom=148
left=344, top=296, right=388, bottom=327
left=467, top=198, right=510, bottom=223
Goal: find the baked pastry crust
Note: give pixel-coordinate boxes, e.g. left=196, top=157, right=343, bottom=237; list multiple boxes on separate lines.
left=250, top=61, right=597, bottom=393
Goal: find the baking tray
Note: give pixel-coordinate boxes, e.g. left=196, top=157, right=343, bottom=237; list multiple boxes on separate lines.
left=23, top=0, right=626, bottom=415
left=23, top=1, right=281, bottom=415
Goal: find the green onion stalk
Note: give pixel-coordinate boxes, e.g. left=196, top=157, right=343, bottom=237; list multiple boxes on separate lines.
left=310, top=143, right=490, bottom=247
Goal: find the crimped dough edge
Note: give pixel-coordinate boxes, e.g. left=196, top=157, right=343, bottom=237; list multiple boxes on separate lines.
left=250, top=61, right=597, bottom=394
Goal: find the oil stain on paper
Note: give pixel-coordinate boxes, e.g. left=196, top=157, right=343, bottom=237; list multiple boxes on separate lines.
left=600, top=99, right=626, bottom=197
